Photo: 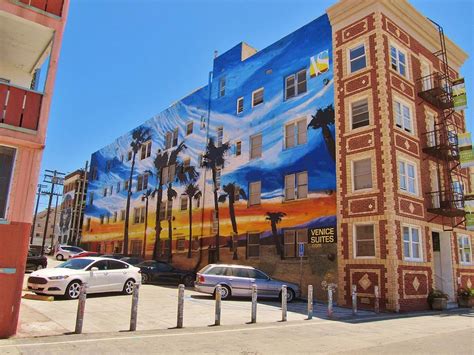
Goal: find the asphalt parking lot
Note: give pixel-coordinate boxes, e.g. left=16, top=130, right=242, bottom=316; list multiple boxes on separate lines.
left=18, top=257, right=373, bottom=337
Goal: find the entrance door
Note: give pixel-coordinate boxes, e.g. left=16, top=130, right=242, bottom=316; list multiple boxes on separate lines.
left=432, top=231, right=455, bottom=300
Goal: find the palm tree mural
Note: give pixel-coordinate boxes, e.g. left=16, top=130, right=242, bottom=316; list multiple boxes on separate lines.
left=165, top=182, right=178, bottom=262
left=141, top=188, right=153, bottom=258
left=184, top=182, right=202, bottom=258
left=202, top=138, right=231, bottom=261
left=219, top=183, right=247, bottom=259
left=123, top=127, right=152, bottom=255
left=308, top=104, right=335, bottom=161
left=265, top=212, right=286, bottom=258
left=151, top=142, right=186, bottom=260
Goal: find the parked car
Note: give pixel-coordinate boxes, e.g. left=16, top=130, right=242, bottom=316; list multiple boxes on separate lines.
left=54, top=245, right=84, bottom=260
left=25, top=251, right=47, bottom=272
left=195, top=264, right=300, bottom=302
left=70, top=251, right=100, bottom=259
left=137, top=260, right=195, bottom=287
left=121, top=256, right=144, bottom=265
left=101, top=253, right=126, bottom=260
left=27, top=257, right=141, bottom=299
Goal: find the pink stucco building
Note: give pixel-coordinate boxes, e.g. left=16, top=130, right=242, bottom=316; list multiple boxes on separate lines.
left=0, top=0, right=69, bottom=338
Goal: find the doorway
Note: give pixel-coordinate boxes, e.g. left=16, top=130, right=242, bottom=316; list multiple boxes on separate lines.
left=432, top=231, right=455, bottom=300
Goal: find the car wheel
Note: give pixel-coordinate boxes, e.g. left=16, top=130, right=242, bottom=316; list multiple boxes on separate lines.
left=216, top=285, right=231, bottom=300
left=182, top=274, right=194, bottom=287
left=280, top=288, right=296, bottom=303
left=122, top=279, right=135, bottom=295
left=65, top=281, right=82, bottom=300
left=35, top=264, right=43, bottom=271
left=56, top=254, right=64, bottom=261
left=141, top=273, right=149, bottom=284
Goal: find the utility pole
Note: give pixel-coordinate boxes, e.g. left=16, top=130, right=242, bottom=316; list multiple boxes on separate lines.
left=50, top=193, right=60, bottom=252
left=74, top=161, right=88, bottom=246
left=41, top=170, right=65, bottom=255
left=30, top=183, right=47, bottom=245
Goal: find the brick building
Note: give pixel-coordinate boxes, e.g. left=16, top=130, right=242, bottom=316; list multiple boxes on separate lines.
left=81, top=0, right=473, bottom=312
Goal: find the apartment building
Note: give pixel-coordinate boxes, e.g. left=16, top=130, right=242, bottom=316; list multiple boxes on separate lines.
left=0, top=0, right=70, bottom=338
left=82, top=0, right=473, bottom=312
left=30, top=207, right=60, bottom=247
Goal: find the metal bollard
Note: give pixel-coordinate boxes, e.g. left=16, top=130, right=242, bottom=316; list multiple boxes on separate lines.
left=251, top=284, right=257, bottom=323
left=374, top=285, right=380, bottom=314
left=307, top=285, right=313, bottom=320
left=327, top=286, right=333, bottom=318
left=74, top=283, right=87, bottom=334
left=129, top=283, right=140, bottom=331
left=281, top=285, right=287, bottom=322
left=352, top=285, right=357, bottom=316
left=215, top=285, right=222, bottom=326
left=177, top=284, right=185, bottom=328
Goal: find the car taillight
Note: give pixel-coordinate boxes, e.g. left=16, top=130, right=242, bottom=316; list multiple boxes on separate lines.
left=197, top=274, right=205, bottom=283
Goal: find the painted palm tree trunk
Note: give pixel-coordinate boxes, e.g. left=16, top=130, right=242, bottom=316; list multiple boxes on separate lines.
left=211, top=167, right=220, bottom=261
left=152, top=174, right=163, bottom=260
left=187, top=195, right=193, bottom=258
left=123, top=152, right=136, bottom=255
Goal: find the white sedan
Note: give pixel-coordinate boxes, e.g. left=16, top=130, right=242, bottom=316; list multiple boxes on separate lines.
left=27, top=257, right=141, bottom=299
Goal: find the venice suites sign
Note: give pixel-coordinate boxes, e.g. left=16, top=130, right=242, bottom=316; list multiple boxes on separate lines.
left=308, top=227, right=337, bottom=245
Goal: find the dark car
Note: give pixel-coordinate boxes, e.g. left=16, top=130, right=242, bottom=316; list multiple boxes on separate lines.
left=100, top=253, right=126, bottom=260
left=137, top=260, right=195, bottom=287
left=121, top=256, right=144, bottom=265
left=25, top=251, right=47, bottom=272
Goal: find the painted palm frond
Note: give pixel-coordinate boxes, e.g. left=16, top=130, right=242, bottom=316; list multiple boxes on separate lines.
left=308, top=104, right=335, bottom=161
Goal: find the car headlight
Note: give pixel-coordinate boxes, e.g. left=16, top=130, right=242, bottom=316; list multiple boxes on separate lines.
left=48, top=275, right=69, bottom=280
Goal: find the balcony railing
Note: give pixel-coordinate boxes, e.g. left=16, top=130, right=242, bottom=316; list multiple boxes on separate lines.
left=422, top=128, right=459, bottom=161
left=416, top=72, right=453, bottom=110
left=0, top=83, right=42, bottom=131
left=426, top=190, right=465, bottom=217
left=15, top=0, right=64, bottom=17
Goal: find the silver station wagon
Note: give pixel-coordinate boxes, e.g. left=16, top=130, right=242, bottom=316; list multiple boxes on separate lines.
left=195, top=264, right=300, bottom=302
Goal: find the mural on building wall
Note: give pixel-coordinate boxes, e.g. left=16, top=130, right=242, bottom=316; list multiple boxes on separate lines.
left=82, top=14, right=336, bottom=294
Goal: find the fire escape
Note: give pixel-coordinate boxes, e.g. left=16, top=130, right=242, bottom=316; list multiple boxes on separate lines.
left=417, top=19, right=465, bottom=231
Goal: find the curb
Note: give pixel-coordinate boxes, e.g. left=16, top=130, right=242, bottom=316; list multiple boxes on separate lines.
left=22, top=294, right=54, bottom=302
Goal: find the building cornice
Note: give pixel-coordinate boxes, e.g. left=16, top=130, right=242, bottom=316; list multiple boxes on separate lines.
left=327, top=0, right=468, bottom=70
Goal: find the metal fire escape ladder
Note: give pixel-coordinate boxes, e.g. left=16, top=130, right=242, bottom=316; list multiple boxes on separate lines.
left=418, top=19, right=465, bottom=231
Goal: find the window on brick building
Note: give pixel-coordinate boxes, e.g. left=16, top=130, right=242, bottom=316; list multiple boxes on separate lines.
left=247, top=233, right=260, bottom=258
left=353, top=158, right=372, bottom=191
left=458, top=235, right=472, bottom=264
left=283, top=229, right=307, bottom=258
left=284, top=172, right=308, bottom=201
left=351, top=98, right=370, bottom=129
left=354, top=224, right=375, bottom=257
left=403, top=225, right=422, bottom=261
left=390, top=45, right=407, bottom=77
left=248, top=181, right=261, bottom=206
left=252, top=87, right=264, bottom=107
left=285, top=119, right=307, bottom=149
left=349, top=44, right=366, bottom=73
left=398, top=160, right=417, bottom=195
left=250, top=133, right=262, bottom=159
left=394, top=99, right=413, bottom=133
left=285, top=69, right=307, bottom=100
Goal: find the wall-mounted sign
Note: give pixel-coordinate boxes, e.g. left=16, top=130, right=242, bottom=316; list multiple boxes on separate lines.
left=458, top=132, right=474, bottom=168
left=309, top=226, right=336, bottom=244
left=310, top=49, right=329, bottom=78
left=452, top=77, right=467, bottom=111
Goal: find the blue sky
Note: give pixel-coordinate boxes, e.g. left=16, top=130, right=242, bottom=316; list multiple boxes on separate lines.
left=37, top=0, right=473, bottom=208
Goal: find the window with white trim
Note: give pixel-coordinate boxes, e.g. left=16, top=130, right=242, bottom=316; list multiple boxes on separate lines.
left=349, top=44, right=366, bottom=73
left=353, top=158, right=372, bottom=191
left=394, top=99, right=413, bottom=133
left=247, top=233, right=260, bottom=258
left=237, top=97, right=244, bottom=114
left=250, top=133, right=262, bottom=159
left=390, top=45, right=407, bottom=77
left=140, top=141, right=152, bottom=160
left=133, top=207, right=146, bottom=224
left=403, top=225, right=422, bottom=261
left=284, top=172, right=308, bottom=201
left=354, top=224, right=375, bottom=257
left=252, top=88, right=264, bottom=107
left=249, top=181, right=261, bottom=206
left=398, top=160, right=417, bottom=195
left=285, top=69, right=307, bottom=99
left=458, top=235, right=472, bottom=264
left=285, top=119, right=307, bottom=148
left=351, top=98, right=369, bottom=129
left=219, top=77, right=226, bottom=97
left=0, top=146, right=16, bottom=220
left=283, top=229, right=307, bottom=258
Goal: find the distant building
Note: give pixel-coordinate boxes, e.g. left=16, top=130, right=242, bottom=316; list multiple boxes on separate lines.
left=30, top=207, right=60, bottom=248
left=0, top=0, right=70, bottom=338
left=59, top=169, right=88, bottom=245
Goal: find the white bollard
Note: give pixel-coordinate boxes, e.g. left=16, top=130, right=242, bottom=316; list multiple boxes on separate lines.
left=251, top=284, right=257, bottom=323
left=129, top=283, right=140, bottom=331
left=281, top=285, right=287, bottom=322
left=327, top=286, right=333, bottom=318
left=177, top=284, right=185, bottom=328
left=215, top=285, right=222, bottom=326
left=307, top=285, right=313, bottom=320
left=75, top=283, right=87, bottom=334
left=352, top=284, right=357, bottom=316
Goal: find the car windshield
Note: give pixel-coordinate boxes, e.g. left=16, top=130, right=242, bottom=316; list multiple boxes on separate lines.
left=56, top=258, right=93, bottom=270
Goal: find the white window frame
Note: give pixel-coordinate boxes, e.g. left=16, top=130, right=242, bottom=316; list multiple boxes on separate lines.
left=458, top=235, right=472, bottom=265
left=398, top=159, right=418, bottom=196
left=284, top=172, right=308, bottom=201
left=390, top=43, right=408, bottom=78
left=0, top=145, right=17, bottom=222
left=252, top=87, right=264, bottom=107
left=350, top=97, right=370, bottom=130
left=236, top=97, right=244, bottom=114
left=394, top=98, right=413, bottom=134
left=352, top=158, right=373, bottom=192
left=402, top=224, right=423, bottom=262
left=348, top=43, right=367, bottom=74
left=285, top=69, right=307, bottom=100
left=353, top=224, right=376, bottom=258
left=284, top=118, right=307, bottom=149
left=250, top=133, right=262, bottom=160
